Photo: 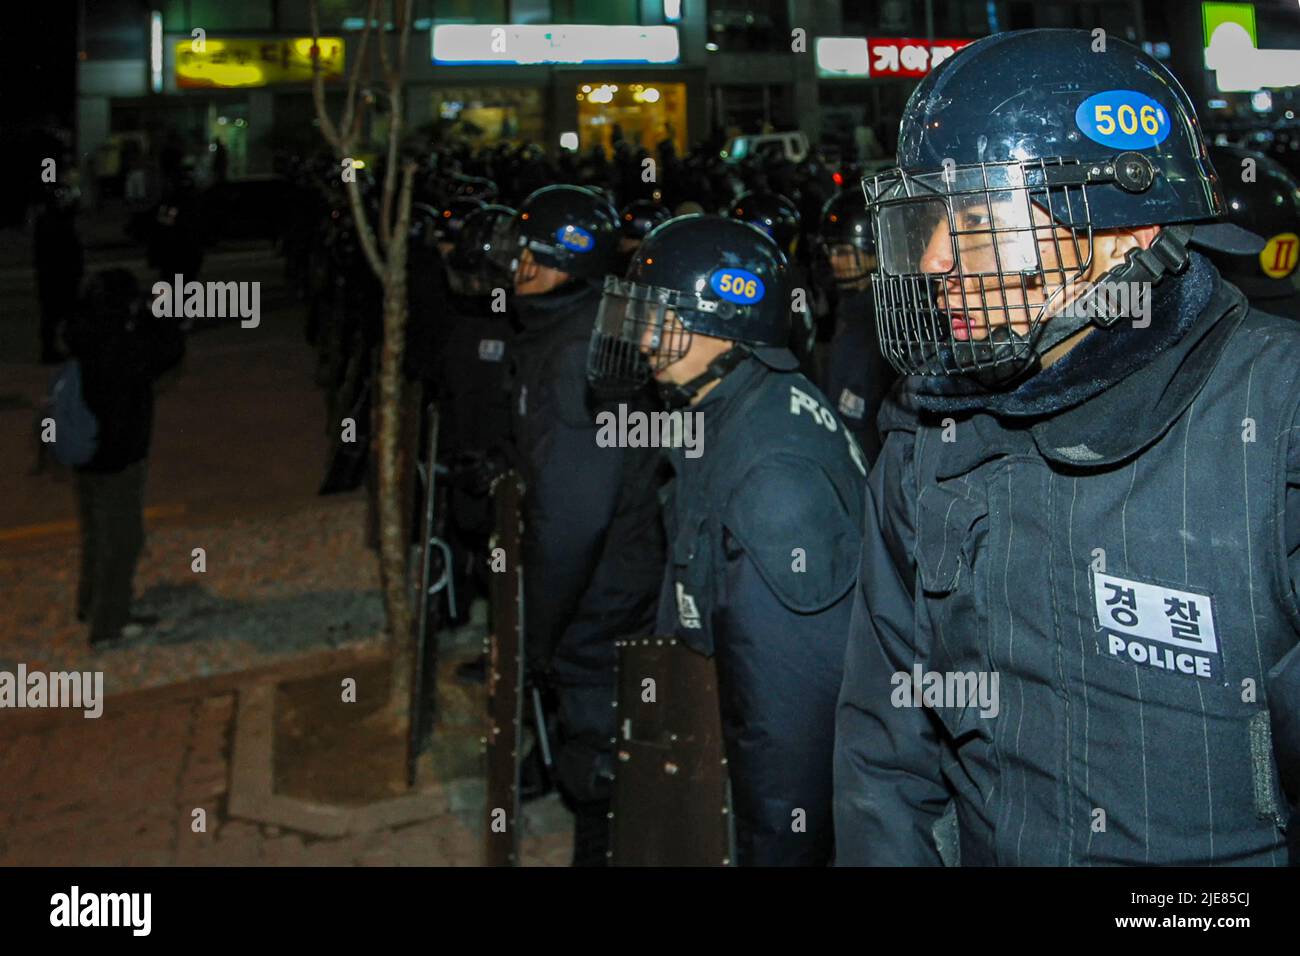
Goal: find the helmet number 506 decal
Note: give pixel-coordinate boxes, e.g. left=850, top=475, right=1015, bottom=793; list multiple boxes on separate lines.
left=556, top=224, right=594, bottom=252
left=1075, top=90, right=1170, bottom=150
left=710, top=268, right=765, bottom=304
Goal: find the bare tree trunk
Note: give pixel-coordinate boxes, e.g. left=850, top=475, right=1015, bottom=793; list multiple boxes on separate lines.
left=309, top=0, right=419, bottom=724
left=377, top=165, right=417, bottom=707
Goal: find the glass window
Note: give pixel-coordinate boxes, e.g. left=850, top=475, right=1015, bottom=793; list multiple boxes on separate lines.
left=576, top=81, right=687, bottom=156
left=161, top=0, right=188, bottom=33
left=188, top=0, right=273, bottom=31
left=510, top=0, right=551, bottom=24
left=708, top=0, right=789, bottom=52
left=277, top=0, right=415, bottom=31
left=435, top=86, right=546, bottom=145
left=567, top=0, right=637, bottom=24
left=843, top=0, right=995, bottom=38
left=84, top=0, right=147, bottom=60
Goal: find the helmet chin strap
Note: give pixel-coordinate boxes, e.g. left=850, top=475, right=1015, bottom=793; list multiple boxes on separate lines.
left=962, top=223, right=1193, bottom=390
left=658, top=345, right=749, bottom=409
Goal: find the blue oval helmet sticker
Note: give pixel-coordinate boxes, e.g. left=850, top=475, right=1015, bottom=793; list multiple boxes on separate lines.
left=709, top=268, right=765, bottom=305
left=556, top=224, right=595, bottom=253
left=1075, top=90, right=1171, bottom=150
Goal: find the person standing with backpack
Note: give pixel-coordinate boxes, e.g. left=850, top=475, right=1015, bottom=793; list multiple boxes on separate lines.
left=62, top=269, right=184, bottom=646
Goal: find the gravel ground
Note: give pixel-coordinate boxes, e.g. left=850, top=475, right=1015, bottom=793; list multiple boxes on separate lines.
left=0, top=498, right=386, bottom=694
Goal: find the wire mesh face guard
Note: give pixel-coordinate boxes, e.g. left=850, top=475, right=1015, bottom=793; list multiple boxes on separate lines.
left=865, top=159, right=1096, bottom=378
left=587, top=275, right=695, bottom=392
left=447, top=254, right=509, bottom=296
left=485, top=215, right=525, bottom=278
left=815, top=239, right=876, bottom=288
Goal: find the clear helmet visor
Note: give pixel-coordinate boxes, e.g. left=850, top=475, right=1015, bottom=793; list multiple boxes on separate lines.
left=816, top=240, right=876, bottom=286
left=446, top=265, right=498, bottom=296
left=872, top=165, right=1047, bottom=276
left=485, top=215, right=524, bottom=278
left=587, top=275, right=694, bottom=392
left=864, top=161, right=1094, bottom=378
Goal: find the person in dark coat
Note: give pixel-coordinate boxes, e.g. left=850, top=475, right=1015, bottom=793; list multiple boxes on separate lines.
left=65, top=269, right=185, bottom=646
left=814, top=190, right=897, bottom=467
left=835, top=29, right=1300, bottom=867
left=588, top=215, right=867, bottom=865
left=497, top=185, right=666, bottom=865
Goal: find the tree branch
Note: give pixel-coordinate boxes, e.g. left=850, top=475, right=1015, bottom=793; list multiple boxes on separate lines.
left=378, top=0, right=414, bottom=251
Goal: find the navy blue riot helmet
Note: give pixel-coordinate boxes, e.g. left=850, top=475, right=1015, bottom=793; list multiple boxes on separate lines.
left=586, top=215, right=791, bottom=397
left=728, top=191, right=801, bottom=255
left=619, top=199, right=672, bottom=242
left=1205, top=144, right=1300, bottom=302
left=432, top=197, right=485, bottom=248
left=866, top=28, right=1231, bottom=384
left=490, top=184, right=619, bottom=280
left=447, top=204, right=517, bottom=295
left=816, top=190, right=876, bottom=290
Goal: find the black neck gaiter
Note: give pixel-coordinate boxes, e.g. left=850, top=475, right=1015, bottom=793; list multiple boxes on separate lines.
left=910, top=251, right=1218, bottom=418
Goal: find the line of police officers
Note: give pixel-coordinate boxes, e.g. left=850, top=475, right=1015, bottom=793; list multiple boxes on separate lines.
left=394, top=27, right=1300, bottom=866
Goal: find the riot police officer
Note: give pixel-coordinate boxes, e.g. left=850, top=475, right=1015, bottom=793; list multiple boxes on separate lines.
left=814, top=190, right=896, bottom=466
left=834, top=28, right=1300, bottom=866
left=588, top=215, right=867, bottom=865
left=616, top=199, right=671, bottom=274
left=1204, top=143, right=1300, bottom=319
left=433, top=196, right=485, bottom=261
left=435, top=204, right=518, bottom=622
left=494, top=185, right=665, bottom=865
left=727, top=191, right=819, bottom=382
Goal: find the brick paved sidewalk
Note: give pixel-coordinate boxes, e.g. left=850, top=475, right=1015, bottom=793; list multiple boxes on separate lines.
left=0, top=647, right=574, bottom=867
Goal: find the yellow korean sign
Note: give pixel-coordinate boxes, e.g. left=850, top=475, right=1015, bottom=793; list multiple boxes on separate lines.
left=176, top=37, right=345, bottom=89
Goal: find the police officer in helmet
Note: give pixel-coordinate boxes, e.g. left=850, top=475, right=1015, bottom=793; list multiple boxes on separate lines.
left=727, top=191, right=819, bottom=383
left=616, top=198, right=671, bottom=273
left=435, top=204, right=518, bottom=624
left=494, top=185, right=665, bottom=865
left=815, top=190, right=897, bottom=466
left=835, top=28, right=1300, bottom=866
left=1203, top=143, right=1300, bottom=319
left=590, top=215, right=867, bottom=865
left=433, top=197, right=486, bottom=261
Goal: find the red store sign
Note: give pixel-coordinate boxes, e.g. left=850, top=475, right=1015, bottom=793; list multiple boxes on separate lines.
left=867, top=37, right=974, bottom=77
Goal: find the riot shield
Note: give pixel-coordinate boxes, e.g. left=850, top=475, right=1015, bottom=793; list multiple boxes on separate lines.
left=483, top=470, right=526, bottom=866
left=406, top=398, right=456, bottom=787
left=609, top=637, right=731, bottom=866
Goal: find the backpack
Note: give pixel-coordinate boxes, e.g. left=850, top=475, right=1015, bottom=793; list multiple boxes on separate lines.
left=47, top=359, right=99, bottom=466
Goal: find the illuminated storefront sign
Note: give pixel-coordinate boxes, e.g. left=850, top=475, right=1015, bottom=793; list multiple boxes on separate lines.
left=432, top=24, right=680, bottom=65
left=1202, top=2, right=1300, bottom=92
left=816, top=36, right=973, bottom=79
left=175, top=37, right=345, bottom=89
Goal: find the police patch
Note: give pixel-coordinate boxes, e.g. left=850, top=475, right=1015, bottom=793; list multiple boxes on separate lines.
left=838, top=387, right=866, bottom=420
left=1092, top=571, right=1220, bottom=680
left=675, top=582, right=702, bottom=630
left=1075, top=90, right=1170, bottom=150
left=555, top=224, right=594, bottom=253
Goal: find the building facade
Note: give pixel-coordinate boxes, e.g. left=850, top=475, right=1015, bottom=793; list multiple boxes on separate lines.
left=75, top=0, right=1300, bottom=195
